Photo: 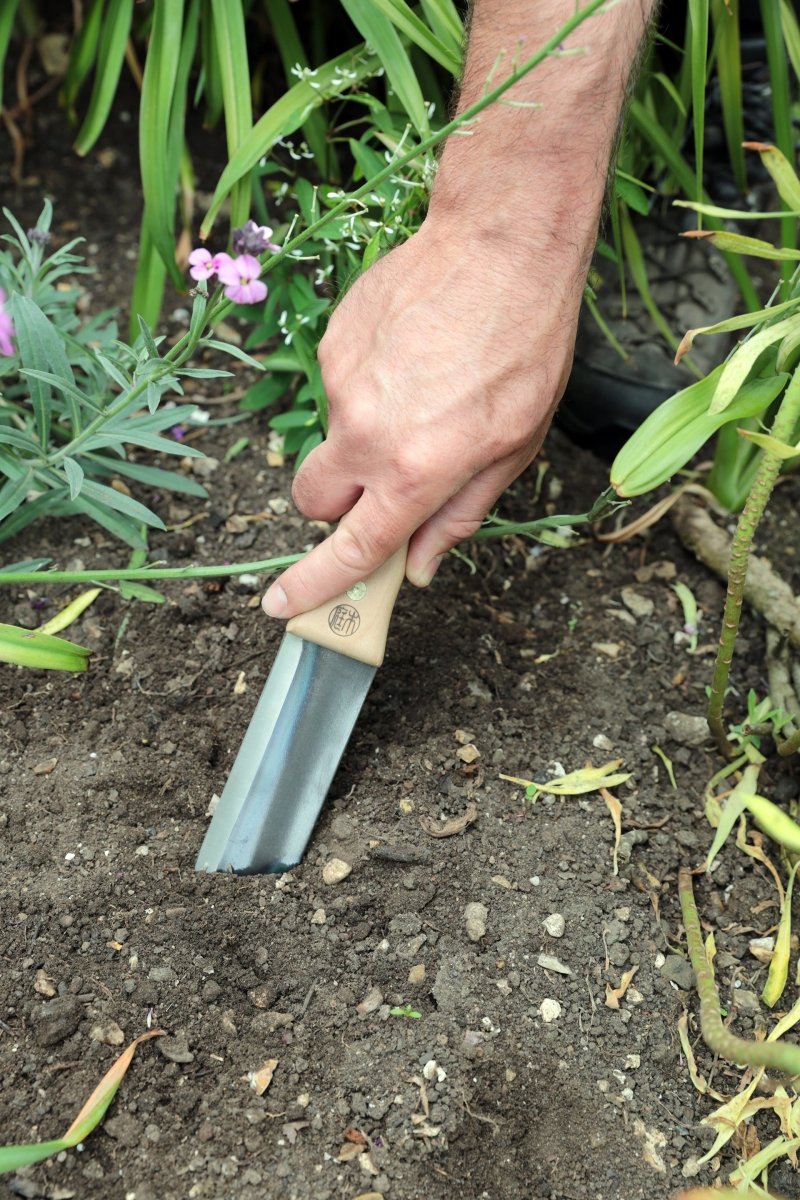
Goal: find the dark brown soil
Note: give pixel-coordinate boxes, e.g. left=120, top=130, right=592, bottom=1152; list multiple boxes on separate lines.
left=1, top=96, right=800, bottom=1200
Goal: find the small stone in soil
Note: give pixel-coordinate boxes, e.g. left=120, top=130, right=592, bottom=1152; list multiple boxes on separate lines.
left=663, top=710, right=710, bottom=747
left=463, top=902, right=488, bottom=942
left=543, top=913, right=565, bottom=938
left=540, top=998, right=562, bottom=1022
left=158, top=1035, right=194, bottom=1064
left=659, top=956, right=695, bottom=991
left=322, top=857, right=352, bottom=885
left=31, top=995, right=83, bottom=1046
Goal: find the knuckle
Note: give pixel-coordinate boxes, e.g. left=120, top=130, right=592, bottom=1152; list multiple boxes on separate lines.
left=332, top=524, right=387, bottom=575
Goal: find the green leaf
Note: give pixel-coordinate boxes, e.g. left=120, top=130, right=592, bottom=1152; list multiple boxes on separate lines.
left=73, top=0, right=135, bottom=155
left=0, top=471, right=33, bottom=524
left=138, top=0, right=187, bottom=289
left=362, top=0, right=460, bottom=73
left=240, top=374, right=288, bottom=411
left=201, top=339, right=265, bottom=369
left=62, top=0, right=104, bottom=116
left=614, top=175, right=649, bottom=216
left=84, top=453, right=208, bottom=496
left=674, top=296, right=800, bottom=363
left=263, top=0, right=330, bottom=169
left=710, top=313, right=800, bottom=413
left=611, top=368, right=789, bottom=496
left=119, top=580, right=166, bottom=604
left=79, top=478, right=166, bottom=530
left=0, top=623, right=90, bottom=672
left=295, top=429, right=323, bottom=468
left=711, top=0, right=746, bottom=192
left=200, top=45, right=379, bottom=238
left=340, top=0, right=430, bottom=134
left=8, top=295, right=75, bottom=447
left=62, top=457, right=85, bottom=501
left=0, top=0, right=20, bottom=113
left=136, top=314, right=161, bottom=361
left=269, top=410, right=318, bottom=431
left=682, top=228, right=800, bottom=262
left=210, top=0, right=253, bottom=230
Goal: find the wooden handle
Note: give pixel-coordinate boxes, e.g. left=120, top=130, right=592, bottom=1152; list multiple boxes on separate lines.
left=286, top=544, right=408, bottom=667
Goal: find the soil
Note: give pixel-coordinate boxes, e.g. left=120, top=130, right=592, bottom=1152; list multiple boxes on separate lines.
left=2, top=91, right=800, bottom=1200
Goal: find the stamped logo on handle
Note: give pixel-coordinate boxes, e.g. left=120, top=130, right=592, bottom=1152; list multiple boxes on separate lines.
left=328, top=603, right=361, bottom=637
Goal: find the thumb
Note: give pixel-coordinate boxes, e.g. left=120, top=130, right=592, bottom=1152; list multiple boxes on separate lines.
left=262, top=492, right=421, bottom=619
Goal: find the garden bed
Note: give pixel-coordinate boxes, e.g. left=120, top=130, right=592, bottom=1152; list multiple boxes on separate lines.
left=1, top=102, right=800, bottom=1200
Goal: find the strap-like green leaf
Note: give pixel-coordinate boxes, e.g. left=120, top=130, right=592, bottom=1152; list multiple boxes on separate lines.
left=210, top=0, right=253, bottom=231
left=0, top=624, right=90, bottom=672
left=364, top=0, right=459, bottom=73
left=340, top=0, right=429, bottom=134
left=74, top=0, right=135, bottom=155
left=62, top=0, right=104, bottom=116
left=139, top=0, right=186, bottom=288
left=0, top=0, right=20, bottom=113
left=200, top=45, right=379, bottom=237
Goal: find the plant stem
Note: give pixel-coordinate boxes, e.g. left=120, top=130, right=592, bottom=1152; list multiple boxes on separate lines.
left=678, top=865, right=800, bottom=1077
left=707, top=370, right=800, bottom=755
left=0, top=554, right=302, bottom=587
left=779, top=727, right=800, bottom=758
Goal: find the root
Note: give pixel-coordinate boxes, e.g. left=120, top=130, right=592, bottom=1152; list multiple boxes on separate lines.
left=672, top=496, right=800, bottom=651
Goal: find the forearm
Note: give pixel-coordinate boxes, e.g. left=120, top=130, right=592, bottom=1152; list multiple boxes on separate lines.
left=428, top=0, right=658, bottom=276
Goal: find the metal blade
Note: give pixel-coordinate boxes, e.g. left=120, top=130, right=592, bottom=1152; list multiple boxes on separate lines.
left=195, top=633, right=375, bottom=874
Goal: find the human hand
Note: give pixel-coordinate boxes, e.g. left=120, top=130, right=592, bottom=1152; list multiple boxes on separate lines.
left=261, top=216, right=586, bottom=619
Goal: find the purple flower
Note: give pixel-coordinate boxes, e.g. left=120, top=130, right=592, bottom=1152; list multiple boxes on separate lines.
left=170, top=425, right=186, bottom=442
left=0, top=289, right=15, bottom=357
left=188, top=248, right=233, bottom=281
left=231, top=219, right=280, bottom=256
left=216, top=254, right=267, bottom=305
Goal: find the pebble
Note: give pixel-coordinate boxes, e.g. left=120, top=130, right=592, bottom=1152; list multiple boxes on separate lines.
left=90, top=1019, right=125, bottom=1046
left=543, top=913, right=565, bottom=938
left=540, top=998, right=562, bottom=1022
left=356, top=986, right=384, bottom=1015
left=408, top=964, right=426, bottom=985
left=463, top=902, right=488, bottom=942
left=592, top=733, right=614, bottom=752
left=310, top=908, right=327, bottom=925
left=330, top=814, right=354, bottom=841
left=620, top=587, right=654, bottom=618
left=158, top=1035, right=195, bottom=1064
left=322, top=857, right=352, bottom=885
left=660, top=955, right=695, bottom=991
left=31, top=995, right=83, bottom=1046
left=148, top=965, right=177, bottom=983
left=202, top=980, right=222, bottom=1002
left=663, top=711, right=711, bottom=747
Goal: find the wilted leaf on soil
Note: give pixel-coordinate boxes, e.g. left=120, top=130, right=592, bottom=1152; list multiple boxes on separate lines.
left=676, top=1011, right=726, bottom=1101
left=763, top=863, right=799, bottom=1009
left=500, top=759, right=630, bottom=798
left=419, top=801, right=477, bottom=838
left=248, top=1059, right=278, bottom=1095
left=0, top=1029, right=164, bottom=1174
left=605, top=965, right=639, bottom=1010
left=729, top=1134, right=800, bottom=1190
left=600, top=787, right=622, bottom=876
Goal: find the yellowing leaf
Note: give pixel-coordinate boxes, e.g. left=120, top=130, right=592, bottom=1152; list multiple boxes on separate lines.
left=677, top=1011, right=726, bottom=1101
left=0, top=1029, right=164, bottom=1174
left=605, top=965, right=638, bottom=1010
left=763, top=862, right=799, bottom=1008
left=39, top=587, right=101, bottom=635
left=737, top=428, right=800, bottom=459
left=537, top=759, right=631, bottom=796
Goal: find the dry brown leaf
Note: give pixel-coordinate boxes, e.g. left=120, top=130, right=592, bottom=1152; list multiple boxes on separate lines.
left=600, top=787, right=622, bottom=877
left=343, top=1127, right=369, bottom=1146
left=32, top=757, right=58, bottom=776
left=419, top=801, right=477, bottom=839
left=337, top=1142, right=366, bottom=1162
left=605, top=965, right=639, bottom=1010
left=248, top=1058, right=278, bottom=1095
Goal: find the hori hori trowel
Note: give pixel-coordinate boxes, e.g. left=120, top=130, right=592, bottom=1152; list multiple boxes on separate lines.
left=195, top=544, right=407, bottom=874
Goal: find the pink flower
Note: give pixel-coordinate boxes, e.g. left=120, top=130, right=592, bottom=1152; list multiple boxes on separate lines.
left=215, top=254, right=267, bottom=305
left=0, top=289, right=14, bottom=357
left=188, top=247, right=225, bottom=279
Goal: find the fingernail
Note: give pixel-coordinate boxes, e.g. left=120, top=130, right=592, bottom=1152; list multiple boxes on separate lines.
left=414, top=554, right=444, bottom=588
left=262, top=582, right=288, bottom=618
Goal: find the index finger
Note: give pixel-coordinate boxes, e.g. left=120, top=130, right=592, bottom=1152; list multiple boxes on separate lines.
left=261, top=490, right=427, bottom=619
